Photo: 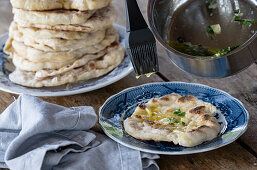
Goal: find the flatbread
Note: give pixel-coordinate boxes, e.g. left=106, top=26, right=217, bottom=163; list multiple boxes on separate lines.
left=8, top=27, right=118, bottom=62
left=9, top=22, right=115, bottom=52
left=34, top=42, right=122, bottom=79
left=9, top=22, right=106, bottom=51
left=11, top=0, right=111, bottom=11
left=123, top=94, right=221, bottom=147
left=9, top=44, right=125, bottom=87
left=12, top=48, right=107, bottom=71
left=13, top=22, right=105, bottom=40
left=13, top=8, right=96, bottom=26
left=14, top=6, right=117, bottom=32
left=11, top=41, right=120, bottom=71
left=4, top=22, right=108, bottom=54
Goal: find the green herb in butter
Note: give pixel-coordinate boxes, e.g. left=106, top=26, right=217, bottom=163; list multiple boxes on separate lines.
left=167, top=40, right=239, bottom=57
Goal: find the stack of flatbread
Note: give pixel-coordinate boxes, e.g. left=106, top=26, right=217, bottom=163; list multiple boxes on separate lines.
left=4, top=0, right=125, bottom=87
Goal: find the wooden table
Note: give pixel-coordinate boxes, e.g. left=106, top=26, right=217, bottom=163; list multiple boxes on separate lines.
left=0, top=0, right=257, bottom=169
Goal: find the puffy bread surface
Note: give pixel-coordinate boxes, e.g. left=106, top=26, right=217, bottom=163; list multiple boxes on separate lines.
left=14, top=6, right=117, bottom=32
left=14, top=23, right=107, bottom=40
left=9, top=22, right=107, bottom=52
left=10, top=0, right=111, bottom=11
left=123, top=94, right=221, bottom=147
left=13, top=8, right=96, bottom=26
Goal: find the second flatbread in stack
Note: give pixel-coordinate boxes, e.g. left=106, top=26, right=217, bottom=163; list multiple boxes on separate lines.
left=4, top=0, right=125, bottom=87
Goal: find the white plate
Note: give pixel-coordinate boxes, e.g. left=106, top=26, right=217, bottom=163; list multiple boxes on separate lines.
left=0, top=24, right=133, bottom=96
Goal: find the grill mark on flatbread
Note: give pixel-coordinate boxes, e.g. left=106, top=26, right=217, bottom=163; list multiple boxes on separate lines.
left=202, top=115, right=218, bottom=124
left=178, top=95, right=197, bottom=103
left=135, top=115, right=142, bottom=119
left=139, top=103, right=146, bottom=109
left=152, top=99, right=157, bottom=103
left=144, top=120, right=155, bottom=125
left=190, top=125, right=209, bottom=132
left=189, top=106, right=206, bottom=114
left=160, top=97, right=169, bottom=101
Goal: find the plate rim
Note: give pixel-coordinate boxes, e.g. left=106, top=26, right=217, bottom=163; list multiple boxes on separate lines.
left=0, top=24, right=133, bottom=97
left=99, top=81, right=249, bottom=155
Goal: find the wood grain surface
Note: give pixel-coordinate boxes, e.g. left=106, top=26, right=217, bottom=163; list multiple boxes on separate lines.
left=0, top=0, right=256, bottom=170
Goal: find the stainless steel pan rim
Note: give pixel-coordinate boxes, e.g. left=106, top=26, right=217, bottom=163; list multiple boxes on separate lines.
left=147, top=0, right=257, bottom=61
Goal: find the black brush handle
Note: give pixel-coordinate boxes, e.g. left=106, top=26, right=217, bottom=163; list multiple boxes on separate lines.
left=125, top=0, right=148, bottom=32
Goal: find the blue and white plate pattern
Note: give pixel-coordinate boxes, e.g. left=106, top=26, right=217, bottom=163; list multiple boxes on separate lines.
left=99, top=82, right=249, bottom=155
left=0, top=24, right=133, bottom=96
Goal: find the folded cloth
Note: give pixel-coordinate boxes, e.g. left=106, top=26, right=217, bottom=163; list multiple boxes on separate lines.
left=0, top=95, right=159, bottom=170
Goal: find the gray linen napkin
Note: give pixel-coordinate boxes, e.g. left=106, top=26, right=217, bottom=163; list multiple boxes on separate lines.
left=0, top=94, right=159, bottom=170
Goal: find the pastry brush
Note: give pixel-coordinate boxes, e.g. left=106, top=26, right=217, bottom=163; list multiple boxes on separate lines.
left=125, top=0, right=159, bottom=77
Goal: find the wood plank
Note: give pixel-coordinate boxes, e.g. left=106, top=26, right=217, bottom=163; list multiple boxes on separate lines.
left=158, top=142, right=257, bottom=170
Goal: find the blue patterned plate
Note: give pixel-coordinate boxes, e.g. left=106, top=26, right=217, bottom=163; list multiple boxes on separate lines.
left=0, top=24, right=133, bottom=96
left=99, top=82, right=249, bottom=155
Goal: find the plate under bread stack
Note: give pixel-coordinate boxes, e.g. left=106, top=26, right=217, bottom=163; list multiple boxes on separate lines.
left=4, top=0, right=125, bottom=87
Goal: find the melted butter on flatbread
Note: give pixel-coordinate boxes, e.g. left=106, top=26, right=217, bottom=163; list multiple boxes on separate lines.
left=123, top=94, right=221, bottom=147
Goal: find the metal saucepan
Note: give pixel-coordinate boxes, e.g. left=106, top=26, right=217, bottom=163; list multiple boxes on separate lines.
left=147, top=0, right=257, bottom=78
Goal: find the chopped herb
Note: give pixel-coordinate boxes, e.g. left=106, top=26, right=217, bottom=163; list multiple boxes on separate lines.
left=168, top=118, right=179, bottom=125
left=173, top=109, right=186, bottom=117
left=173, top=109, right=181, bottom=115
left=234, top=16, right=257, bottom=27
left=206, top=24, right=221, bottom=40
left=178, top=112, right=186, bottom=117
left=167, top=41, right=217, bottom=56
left=182, top=122, right=186, bottom=126
left=167, top=41, right=239, bottom=57
left=173, top=118, right=180, bottom=123
left=215, top=45, right=239, bottom=57
left=234, top=9, right=240, bottom=14
left=168, top=118, right=175, bottom=125
left=243, top=20, right=257, bottom=27
left=234, top=16, right=244, bottom=22
left=206, top=26, right=214, bottom=34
